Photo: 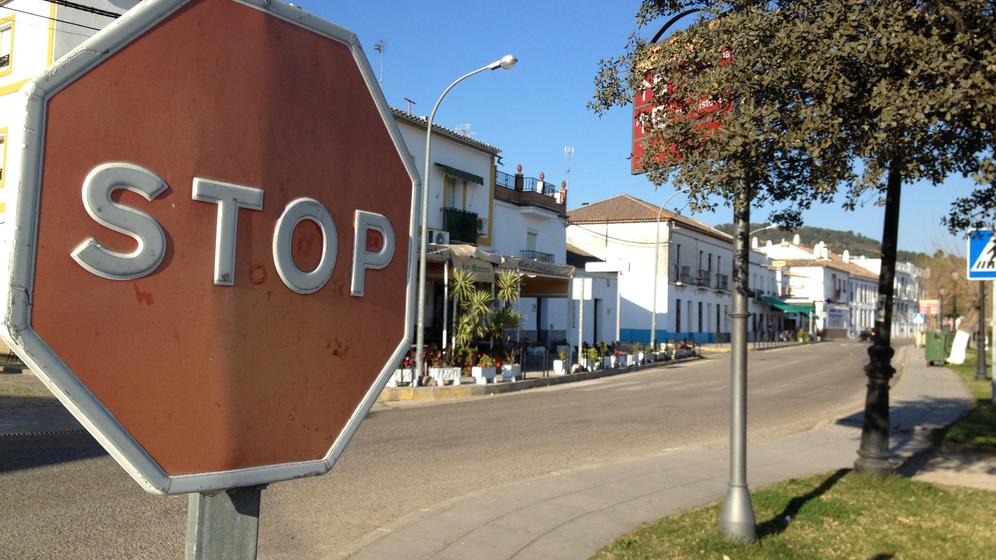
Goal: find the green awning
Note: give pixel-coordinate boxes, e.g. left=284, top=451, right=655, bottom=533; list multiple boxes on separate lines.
left=762, top=296, right=814, bottom=315
left=436, top=163, right=484, bottom=185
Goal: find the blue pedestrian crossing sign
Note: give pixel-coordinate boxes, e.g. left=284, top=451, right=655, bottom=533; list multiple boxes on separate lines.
left=967, top=229, right=996, bottom=280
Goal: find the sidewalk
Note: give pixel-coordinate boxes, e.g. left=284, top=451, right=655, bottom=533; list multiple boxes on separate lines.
left=341, top=347, right=978, bottom=560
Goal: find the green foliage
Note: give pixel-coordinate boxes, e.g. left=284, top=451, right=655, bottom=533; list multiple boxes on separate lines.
left=449, top=269, right=524, bottom=361
left=592, top=0, right=995, bottom=230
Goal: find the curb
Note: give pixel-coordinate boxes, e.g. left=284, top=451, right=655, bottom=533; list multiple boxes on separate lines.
left=377, top=355, right=705, bottom=402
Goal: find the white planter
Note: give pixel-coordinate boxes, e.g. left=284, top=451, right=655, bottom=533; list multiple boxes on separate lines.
left=501, top=363, right=522, bottom=382
left=472, top=366, right=496, bottom=384
left=602, top=356, right=615, bottom=369
left=387, top=368, right=414, bottom=388
left=553, top=359, right=566, bottom=374
left=637, top=352, right=645, bottom=364
left=428, top=367, right=461, bottom=386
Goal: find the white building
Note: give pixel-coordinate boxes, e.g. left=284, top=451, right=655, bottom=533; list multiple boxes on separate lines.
left=758, top=236, right=921, bottom=338
left=393, top=110, right=573, bottom=348
left=566, top=194, right=789, bottom=344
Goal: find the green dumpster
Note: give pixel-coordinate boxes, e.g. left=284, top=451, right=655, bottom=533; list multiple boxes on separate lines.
left=924, top=331, right=954, bottom=366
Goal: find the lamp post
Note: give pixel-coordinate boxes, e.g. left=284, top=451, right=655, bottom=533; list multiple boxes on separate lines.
left=413, top=55, right=517, bottom=386
left=978, top=281, right=987, bottom=381
left=650, top=190, right=687, bottom=349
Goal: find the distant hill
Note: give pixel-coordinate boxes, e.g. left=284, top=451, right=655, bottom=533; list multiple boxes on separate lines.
left=712, top=223, right=927, bottom=264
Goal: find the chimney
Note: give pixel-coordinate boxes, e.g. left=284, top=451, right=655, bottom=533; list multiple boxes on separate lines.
left=843, top=249, right=850, bottom=263
left=792, top=233, right=801, bottom=245
left=559, top=180, right=567, bottom=206
left=765, top=240, right=773, bottom=248
left=751, top=236, right=759, bottom=249
left=514, top=163, right=523, bottom=191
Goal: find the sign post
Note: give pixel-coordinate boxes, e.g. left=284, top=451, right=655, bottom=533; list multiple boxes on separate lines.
left=966, top=229, right=995, bottom=400
left=0, top=1, right=418, bottom=556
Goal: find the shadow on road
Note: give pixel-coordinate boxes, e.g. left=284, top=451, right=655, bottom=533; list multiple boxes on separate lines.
left=755, top=468, right=849, bottom=539
left=0, top=431, right=105, bottom=473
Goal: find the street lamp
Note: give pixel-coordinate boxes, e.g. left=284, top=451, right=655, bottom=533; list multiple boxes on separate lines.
left=650, top=190, right=687, bottom=349
left=413, top=55, right=517, bottom=386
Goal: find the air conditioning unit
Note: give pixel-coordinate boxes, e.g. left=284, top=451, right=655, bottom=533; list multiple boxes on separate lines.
left=476, top=217, right=489, bottom=235
left=427, top=228, right=449, bottom=245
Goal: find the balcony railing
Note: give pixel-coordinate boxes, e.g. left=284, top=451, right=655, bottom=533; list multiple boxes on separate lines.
left=674, top=265, right=693, bottom=284
left=715, top=273, right=729, bottom=291
left=442, top=207, right=478, bottom=243
left=495, top=170, right=558, bottom=197
left=696, top=269, right=711, bottom=287
left=520, top=250, right=554, bottom=263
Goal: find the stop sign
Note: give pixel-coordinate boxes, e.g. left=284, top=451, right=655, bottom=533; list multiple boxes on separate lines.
left=0, top=0, right=417, bottom=494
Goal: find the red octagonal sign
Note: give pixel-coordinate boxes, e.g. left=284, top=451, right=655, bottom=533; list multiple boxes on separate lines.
left=0, top=0, right=417, bottom=494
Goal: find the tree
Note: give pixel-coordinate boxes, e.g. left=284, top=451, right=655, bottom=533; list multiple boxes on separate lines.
left=593, top=0, right=994, bottom=540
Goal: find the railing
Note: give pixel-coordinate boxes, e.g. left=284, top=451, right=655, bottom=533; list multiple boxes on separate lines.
left=442, top=207, right=478, bottom=243
left=715, top=273, right=729, bottom=291
left=696, top=269, right=711, bottom=287
left=674, top=265, right=693, bottom=284
left=520, top=250, right=554, bottom=263
left=495, top=170, right=559, bottom=197
left=495, top=169, right=516, bottom=189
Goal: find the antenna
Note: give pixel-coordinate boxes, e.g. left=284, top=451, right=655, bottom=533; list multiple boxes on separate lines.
left=373, top=40, right=385, bottom=84
left=563, top=145, right=575, bottom=185
left=403, top=97, right=416, bottom=114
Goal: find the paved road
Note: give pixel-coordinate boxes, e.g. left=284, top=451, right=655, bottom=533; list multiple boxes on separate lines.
left=0, top=342, right=870, bottom=559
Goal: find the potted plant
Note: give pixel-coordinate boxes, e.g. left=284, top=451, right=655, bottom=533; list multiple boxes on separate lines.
left=585, top=346, right=599, bottom=371
left=427, top=345, right=461, bottom=386
left=553, top=350, right=567, bottom=374
left=501, top=345, right=522, bottom=382
left=597, top=341, right=615, bottom=369
left=472, top=354, right=497, bottom=384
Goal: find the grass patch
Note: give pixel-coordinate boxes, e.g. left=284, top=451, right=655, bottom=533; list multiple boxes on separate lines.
left=933, top=349, right=996, bottom=450
left=593, top=469, right=996, bottom=560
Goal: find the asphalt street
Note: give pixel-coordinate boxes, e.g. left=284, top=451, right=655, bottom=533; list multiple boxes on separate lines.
left=0, top=341, right=870, bottom=559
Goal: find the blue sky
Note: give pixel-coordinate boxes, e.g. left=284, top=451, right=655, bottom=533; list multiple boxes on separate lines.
left=298, top=0, right=975, bottom=256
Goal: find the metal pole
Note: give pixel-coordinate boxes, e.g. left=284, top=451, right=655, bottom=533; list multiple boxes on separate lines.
left=414, top=56, right=516, bottom=385
left=719, top=188, right=756, bottom=543
left=185, top=486, right=263, bottom=560
left=978, top=281, right=987, bottom=381
left=578, top=297, right=584, bottom=369
left=442, top=261, right=449, bottom=350
left=854, top=161, right=902, bottom=477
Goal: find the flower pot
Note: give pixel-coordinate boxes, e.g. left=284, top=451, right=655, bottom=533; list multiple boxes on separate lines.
left=428, top=367, right=461, bottom=386
left=471, top=366, right=496, bottom=384
left=553, top=359, right=566, bottom=374
left=501, top=363, right=522, bottom=382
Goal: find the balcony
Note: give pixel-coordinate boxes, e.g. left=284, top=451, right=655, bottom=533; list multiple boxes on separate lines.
left=715, top=273, right=729, bottom=291
left=442, top=207, right=478, bottom=243
left=520, top=250, right=554, bottom=263
left=493, top=170, right=566, bottom=216
left=674, top=265, right=693, bottom=284
left=696, top=269, right=712, bottom=287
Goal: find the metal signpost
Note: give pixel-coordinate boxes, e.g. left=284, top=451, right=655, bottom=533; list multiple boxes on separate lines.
left=966, top=229, right=996, bottom=402
left=0, top=1, right=418, bottom=557
left=573, top=277, right=592, bottom=367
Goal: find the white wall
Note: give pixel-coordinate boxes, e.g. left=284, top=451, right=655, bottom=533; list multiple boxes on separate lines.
left=395, top=119, right=495, bottom=240
left=490, top=199, right=566, bottom=263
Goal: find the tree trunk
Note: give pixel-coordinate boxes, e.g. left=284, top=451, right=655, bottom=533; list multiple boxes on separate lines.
left=854, top=161, right=902, bottom=477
